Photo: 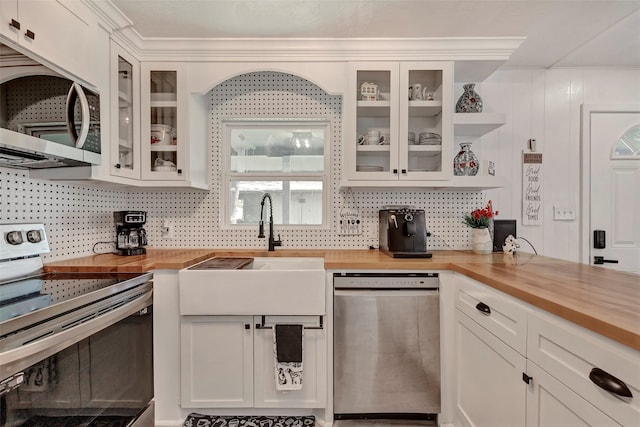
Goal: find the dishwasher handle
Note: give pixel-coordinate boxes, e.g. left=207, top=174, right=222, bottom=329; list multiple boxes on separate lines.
left=334, top=288, right=439, bottom=297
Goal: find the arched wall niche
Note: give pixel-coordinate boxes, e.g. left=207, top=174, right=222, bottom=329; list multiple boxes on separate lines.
left=188, top=61, right=348, bottom=96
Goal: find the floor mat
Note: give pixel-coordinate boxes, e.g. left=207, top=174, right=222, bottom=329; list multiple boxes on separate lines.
left=182, top=413, right=315, bottom=427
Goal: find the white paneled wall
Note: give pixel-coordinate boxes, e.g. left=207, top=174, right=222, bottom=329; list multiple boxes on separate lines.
left=2, top=68, right=638, bottom=262
left=478, top=68, right=640, bottom=261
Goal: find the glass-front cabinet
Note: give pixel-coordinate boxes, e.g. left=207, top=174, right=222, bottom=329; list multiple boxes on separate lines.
left=140, top=63, right=187, bottom=180
left=110, top=44, right=140, bottom=179
left=344, top=61, right=453, bottom=185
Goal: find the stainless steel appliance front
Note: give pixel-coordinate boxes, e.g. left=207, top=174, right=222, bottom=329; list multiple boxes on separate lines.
left=0, top=223, right=153, bottom=426
left=333, top=273, right=440, bottom=420
left=0, top=44, right=101, bottom=169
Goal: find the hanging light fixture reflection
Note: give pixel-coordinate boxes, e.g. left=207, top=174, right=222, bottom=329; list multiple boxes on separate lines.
left=291, top=131, right=312, bottom=152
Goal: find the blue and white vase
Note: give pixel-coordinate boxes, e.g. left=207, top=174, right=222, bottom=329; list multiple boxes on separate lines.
left=456, top=83, right=483, bottom=113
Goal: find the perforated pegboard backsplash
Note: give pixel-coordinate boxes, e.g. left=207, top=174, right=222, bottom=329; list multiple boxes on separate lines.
left=0, top=168, right=130, bottom=261
left=1, top=72, right=487, bottom=261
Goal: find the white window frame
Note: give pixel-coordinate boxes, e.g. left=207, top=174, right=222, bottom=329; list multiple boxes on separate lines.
left=220, top=118, right=330, bottom=231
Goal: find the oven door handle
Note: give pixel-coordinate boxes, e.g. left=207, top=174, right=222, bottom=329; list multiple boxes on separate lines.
left=0, top=289, right=152, bottom=383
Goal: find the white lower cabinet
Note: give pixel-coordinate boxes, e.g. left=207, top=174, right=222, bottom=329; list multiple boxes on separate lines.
left=526, top=361, right=621, bottom=427
left=453, top=273, right=640, bottom=427
left=527, top=311, right=640, bottom=427
left=180, top=315, right=326, bottom=409
left=454, top=309, right=526, bottom=427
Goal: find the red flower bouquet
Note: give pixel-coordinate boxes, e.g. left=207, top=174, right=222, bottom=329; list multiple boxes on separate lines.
left=463, top=200, right=499, bottom=229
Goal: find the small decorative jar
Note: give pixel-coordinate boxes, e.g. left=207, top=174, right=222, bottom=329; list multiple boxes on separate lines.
left=471, top=228, right=493, bottom=254
left=456, top=83, right=483, bottom=113
left=453, top=142, right=479, bottom=176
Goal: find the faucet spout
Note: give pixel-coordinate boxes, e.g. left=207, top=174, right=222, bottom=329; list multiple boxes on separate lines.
left=258, top=193, right=282, bottom=251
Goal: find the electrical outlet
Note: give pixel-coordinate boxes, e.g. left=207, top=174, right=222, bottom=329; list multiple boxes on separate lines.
left=553, top=205, right=576, bottom=221
left=161, top=219, right=174, bottom=239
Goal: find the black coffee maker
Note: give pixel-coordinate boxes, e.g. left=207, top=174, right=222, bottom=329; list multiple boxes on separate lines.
left=379, top=208, right=432, bottom=258
left=114, top=211, right=148, bottom=256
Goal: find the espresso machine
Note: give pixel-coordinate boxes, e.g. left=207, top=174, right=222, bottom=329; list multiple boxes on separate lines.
left=379, top=207, right=432, bottom=258
left=114, top=211, right=148, bottom=256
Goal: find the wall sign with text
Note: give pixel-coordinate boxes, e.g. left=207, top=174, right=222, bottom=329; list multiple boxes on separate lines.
left=522, top=152, right=543, bottom=225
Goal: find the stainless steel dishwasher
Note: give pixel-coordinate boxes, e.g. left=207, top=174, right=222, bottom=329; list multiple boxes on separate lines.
left=333, top=272, right=440, bottom=423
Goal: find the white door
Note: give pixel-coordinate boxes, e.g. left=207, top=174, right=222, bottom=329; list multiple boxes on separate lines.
left=584, top=105, right=640, bottom=273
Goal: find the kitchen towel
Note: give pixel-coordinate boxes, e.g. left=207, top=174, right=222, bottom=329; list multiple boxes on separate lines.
left=274, top=324, right=303, bottom=390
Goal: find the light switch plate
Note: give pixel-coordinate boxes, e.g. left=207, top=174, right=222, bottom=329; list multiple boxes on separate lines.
left=553, top=205, right=576, bottom=221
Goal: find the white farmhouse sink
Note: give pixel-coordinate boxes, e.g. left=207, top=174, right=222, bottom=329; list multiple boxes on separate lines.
left=178, top=257, right=326, bottom=315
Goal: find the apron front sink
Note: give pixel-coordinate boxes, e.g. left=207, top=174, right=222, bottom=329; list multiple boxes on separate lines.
left=178, top=257, right=325, bottom=315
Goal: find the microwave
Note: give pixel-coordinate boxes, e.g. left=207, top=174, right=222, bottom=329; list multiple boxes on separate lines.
left=0, top=73, right=101, bottom=169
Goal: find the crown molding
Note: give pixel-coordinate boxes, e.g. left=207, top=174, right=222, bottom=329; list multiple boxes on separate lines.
left=126, top=36, right=525, bottom=63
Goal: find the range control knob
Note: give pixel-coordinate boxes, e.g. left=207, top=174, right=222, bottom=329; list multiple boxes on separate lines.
left=27, top=230, right=42, bottom=243
left=6, top=231, right=24, bottom=245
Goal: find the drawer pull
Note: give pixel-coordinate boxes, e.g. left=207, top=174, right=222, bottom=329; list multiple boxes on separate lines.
left=589, top=368, right=633, bottom=398
left=475, top=302, right=491, bottom=315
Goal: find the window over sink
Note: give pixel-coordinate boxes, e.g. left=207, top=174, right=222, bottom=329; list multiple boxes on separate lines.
left=222, top=120, right=329, bottom=227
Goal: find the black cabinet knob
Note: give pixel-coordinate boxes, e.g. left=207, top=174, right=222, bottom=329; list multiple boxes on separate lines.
left=25, top=29, right=35, bottom=40
left=10, top=19, right=20, bottom=30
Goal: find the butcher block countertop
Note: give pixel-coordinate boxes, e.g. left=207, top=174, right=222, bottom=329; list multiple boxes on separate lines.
left=44, top=248, right=640, bottom=351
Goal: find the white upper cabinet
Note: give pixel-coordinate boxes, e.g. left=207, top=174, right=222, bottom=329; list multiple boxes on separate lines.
left=139, top=62, right=208, bottom=189
left=344, top=61, right=453, bottom=187
left=110, top=42, right=140, bottom=180
left=0, top=0, right=93, bottom=85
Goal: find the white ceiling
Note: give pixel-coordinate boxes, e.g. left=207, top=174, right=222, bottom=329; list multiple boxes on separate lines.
left=110, top=0, right=640, bottom=68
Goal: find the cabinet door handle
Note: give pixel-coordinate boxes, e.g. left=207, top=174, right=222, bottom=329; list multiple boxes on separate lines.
left=393, top=169, right=398, bottom=174
left=244, top=324, right=251, bottom=330
left=115, top=163, right=121, bottom=169
left=594, top=256, right=618, bottom=265
left=589, top=368, right=632, bottom=398
left=177, top=169, right=182, bottom=175
left=401, top=169, right=407, bottom=174
left=10, top=19, right=20, bottom=30
left=475, top=301, right=491, bottom=315
left=25, top=29, right=35, bottom=40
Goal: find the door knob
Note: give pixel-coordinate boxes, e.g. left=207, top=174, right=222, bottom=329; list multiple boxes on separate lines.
left=594, top=256, right=618, bottom=265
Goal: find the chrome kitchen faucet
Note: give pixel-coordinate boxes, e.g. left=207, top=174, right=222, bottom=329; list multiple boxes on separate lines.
left=258, top=193, right=282, bottom=251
